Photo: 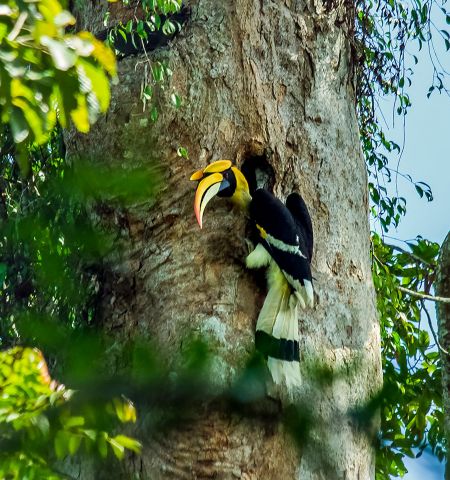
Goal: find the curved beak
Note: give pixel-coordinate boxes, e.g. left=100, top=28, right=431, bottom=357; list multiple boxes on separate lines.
left=194, top=173, right=230, bottom=228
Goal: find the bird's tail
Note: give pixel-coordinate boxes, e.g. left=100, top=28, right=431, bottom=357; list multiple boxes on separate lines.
left=255, top=262, right=301, bottom=389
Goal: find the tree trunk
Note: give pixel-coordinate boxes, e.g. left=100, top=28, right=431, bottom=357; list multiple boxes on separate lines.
left=436, top=232, right=450, bottom=480
left=67, top=1, right=381, bottom=478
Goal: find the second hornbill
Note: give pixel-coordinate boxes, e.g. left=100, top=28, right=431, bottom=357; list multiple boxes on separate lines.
left=191, top=160, right=314, bottom=389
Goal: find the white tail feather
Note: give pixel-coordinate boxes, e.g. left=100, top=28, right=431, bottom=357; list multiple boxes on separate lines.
left=255, top=277, right=283, bottom=334
left=267, top=358, right=301, bottom=387
left=289, top=299, right=299, bottom=342
left=256, top=263, right=301, bottom=389
left=294, top=290, right=306, bottom=309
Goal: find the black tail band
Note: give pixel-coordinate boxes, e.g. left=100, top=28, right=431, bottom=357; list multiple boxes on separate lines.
left=255, top=330, right=300, bottom=362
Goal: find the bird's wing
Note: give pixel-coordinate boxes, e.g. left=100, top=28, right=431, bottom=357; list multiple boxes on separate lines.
left=249, top=189, right=313, bottom=307
left=285, top=192, right=313, bottom=262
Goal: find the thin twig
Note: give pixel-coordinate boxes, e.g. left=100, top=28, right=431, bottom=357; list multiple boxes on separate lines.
left=421, top=301, right=450, bottom=356
left=398, top=285, right=450, bottom=304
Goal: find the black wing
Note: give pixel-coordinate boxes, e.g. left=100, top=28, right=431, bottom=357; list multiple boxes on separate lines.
left=286, top=192, right=313, bottom=262
left=249, top=189, right=312, bottom=286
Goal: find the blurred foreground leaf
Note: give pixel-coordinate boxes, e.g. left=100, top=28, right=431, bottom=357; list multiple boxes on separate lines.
left=0, top=0, right=116, bottom=176
left=0, top=346, right=141, bottom=479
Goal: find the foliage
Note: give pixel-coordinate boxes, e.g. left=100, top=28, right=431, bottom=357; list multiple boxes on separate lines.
left=106, top=0, right=183, bottom=44
left=0, top=124, right=160, bottom=347
left=372, top=234, right=444, bottom=477
left=356, top=0, right=449, bottom=476
left=0, top=0, right=116, bottom=174
left=0, top=346, right=140, bottom=479
left=356, top=0, right=445, bottom=231
left=103, top=0, right=183, bottom=122
left=0, top=128, right=160, bottom=476
left=0, top=0, right=159, bottom=476
left=0, top=0, right=448, bottom=478
left=1, top=126, right=97, bottom=343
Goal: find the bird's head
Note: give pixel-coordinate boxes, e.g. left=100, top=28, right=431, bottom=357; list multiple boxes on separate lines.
left=190, top=160, right=250, bottom=228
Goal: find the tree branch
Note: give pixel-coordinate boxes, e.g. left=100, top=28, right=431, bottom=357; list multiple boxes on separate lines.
left=397, top=285, right=450, bottom=304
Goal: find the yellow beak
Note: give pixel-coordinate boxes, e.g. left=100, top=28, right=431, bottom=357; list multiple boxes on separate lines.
left=194, top=172, right=224, bottom=228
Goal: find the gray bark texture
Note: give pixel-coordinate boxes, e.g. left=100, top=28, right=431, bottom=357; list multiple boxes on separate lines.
left=436, top=232, right=450, bottom=480
left=67, top=0, right=382, bottom=478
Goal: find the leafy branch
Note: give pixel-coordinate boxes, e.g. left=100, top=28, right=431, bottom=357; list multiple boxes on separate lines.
left=0, top=0, right=116, bottom=157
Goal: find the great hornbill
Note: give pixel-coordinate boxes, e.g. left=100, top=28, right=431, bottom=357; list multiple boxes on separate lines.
left=190, top=160, right=314, bottom=389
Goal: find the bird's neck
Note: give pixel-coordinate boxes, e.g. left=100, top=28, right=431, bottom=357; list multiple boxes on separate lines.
left=231, top=189, right=252, bottom=211
left=229, top=166, right=252, bottom=211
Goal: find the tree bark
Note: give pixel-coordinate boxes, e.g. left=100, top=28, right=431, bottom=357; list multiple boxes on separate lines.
left=67, top=1, right=381, bottom=478
left=436, top=232, right=450, bottom=480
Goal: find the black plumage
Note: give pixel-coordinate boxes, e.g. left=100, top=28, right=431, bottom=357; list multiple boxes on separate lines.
left=249, top=189, right=313, bottom=287
left=286, top=192, right=314, bottom=261
left=250, top=189, right=299, bottom=245
left=191, top=162, right=314, bottom=388
left=255, top=331, right=300, bottom=362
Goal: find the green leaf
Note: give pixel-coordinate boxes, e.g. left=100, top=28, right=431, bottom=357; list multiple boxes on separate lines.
left=152, top=13, right=161, bottom=31
left=136, top=20, right=147, bottom=39
left=10, top=108, right=29, bottom=143
left=0, top=48, right=17, bottom=62
left=162, top=19, right=176, bottom=35
left=68, top=434, right=82, bottom=455
left=108, top=437, right=125, bottom=459
left=97, top=433, right=108, bottom=458
left=112, top=435, right=142, bottom=454
left=54, top=11, right=76, bottom=27
left=13, top=98, right=47, bottom=144
left=83, top=429, right=97, bottom=441
left=113, top=398, right=137, bottom=423
left=150, top=106, right=158, bottom=122
left=415, top=184, right=424, bottom=197
left=143, top=85, right=153, bottom=100
left=170, top=93, right=182, bottom=108
left=77, top=58, right=110, bottom=112
left=63, top=415, right=85, bottom=428
left=151, top=62, right=163, bottom=82
left=33, top=414, right=50, bottom=436
left=70, top=94, right=90, bottom=133
left=177, top=146, right=188, bottom=159
left=40, top=37, right=76, bottom=71
left=55, top=430, right=70, bottom=459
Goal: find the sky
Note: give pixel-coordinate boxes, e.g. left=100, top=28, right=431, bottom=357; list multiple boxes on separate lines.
left=376, top=7, right=449, bottom=479
left=379, top=18, right=449, bottom=248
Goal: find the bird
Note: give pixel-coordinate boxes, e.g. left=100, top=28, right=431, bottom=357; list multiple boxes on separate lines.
left=190, top=160, right=314, bottom=390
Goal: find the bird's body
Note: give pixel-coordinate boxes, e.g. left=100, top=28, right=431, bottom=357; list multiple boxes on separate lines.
left=248, top=189, right=313, bottom=307
left=191, top=161, right=314, bottom=390
left=246, top=189, right=313, bottom=387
